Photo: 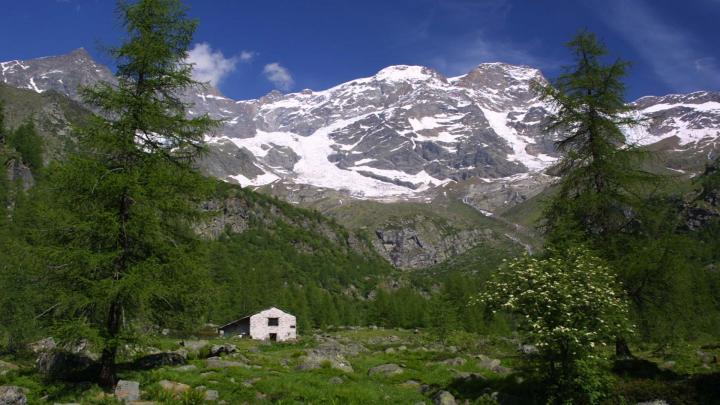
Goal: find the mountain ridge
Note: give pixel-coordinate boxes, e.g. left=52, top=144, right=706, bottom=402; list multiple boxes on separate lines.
left=3, top=49, right=719, bottom=268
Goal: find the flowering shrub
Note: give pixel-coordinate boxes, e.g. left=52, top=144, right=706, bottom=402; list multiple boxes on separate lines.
left=476, top=247, right=633, bottom=402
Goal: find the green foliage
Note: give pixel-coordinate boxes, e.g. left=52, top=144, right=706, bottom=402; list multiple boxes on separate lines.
left=478, top=247, right=632, bottom=403
left=21, top=0, right=220, bottom=386
left=533, top=30, right=720, bottom=347
left=535, top=30, right=655, bottom=244
left=7, top=119, right=44, bottom=170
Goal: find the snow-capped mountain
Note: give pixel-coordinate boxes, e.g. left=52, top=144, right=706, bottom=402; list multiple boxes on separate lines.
left=3, top=49, right=719, bottom=202
left=196, top=63, right=559, bottom=198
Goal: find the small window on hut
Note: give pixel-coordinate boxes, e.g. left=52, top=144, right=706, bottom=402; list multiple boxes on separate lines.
left=268, top=317, right=279, bottom=326
left=290, top=325, right=296, bottom=329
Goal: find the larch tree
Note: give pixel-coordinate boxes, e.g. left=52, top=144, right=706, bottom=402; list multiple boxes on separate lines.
left=32, top=0, right=219, bottom=388
left=535, top=31, right=655, bottom=245
left=535, top=31, right=657, bottom=358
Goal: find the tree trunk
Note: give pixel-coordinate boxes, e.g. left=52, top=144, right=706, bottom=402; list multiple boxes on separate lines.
left=98, top=299, right=122, bottom=389
left=615, top=337, right=634, bottom=359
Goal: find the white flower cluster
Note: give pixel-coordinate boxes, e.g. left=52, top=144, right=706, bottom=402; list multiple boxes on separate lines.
left=476, top=247, right=633, bottom=359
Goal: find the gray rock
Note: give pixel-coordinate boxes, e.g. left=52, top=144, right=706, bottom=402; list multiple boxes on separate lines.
left=433, top=390, right=456, bottom=405
left=400, top=380, right=422, bottom=391
left=0, top=386, right=27, bottom=405
left=158, top=380, right=190, bottom=395
left=114, top=380, right=140, bottom=403
left=133, top=352, right=186, bottom=370
left=209, top=344, right=237, bottom=357
left=328, top=377, right=344, bottom=385
left=181, top=340, right=209, bottom=353
left=205, top=357, right=249, bottom=369
left=368, top=363, right=403, bottom=377
left=175, top=364, right=198, bottom=372
left=697, top=350, right=716, bottom=364
left=637, top=401, right=669, bottom=405
left=442, top=357, right=466, bottom=366
left=29, top=337, right=56, bottom=354
left=36, top=350, right=95, bottom=378
left=204, top=390, right=219, bottom=401
left=455, top=372, right=486, bottom=382
left=478, top=357, right=501, bottom=370
left=519, top=344, right=538, bottom=355
left=297, top=353, right=353, bottom=373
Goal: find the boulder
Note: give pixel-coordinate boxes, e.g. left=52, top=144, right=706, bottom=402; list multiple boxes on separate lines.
left=158, top=380, right=190, bottom=395
left=133, top=352, right=186, bottom=370
left=204, top=390, right=219, bottom=401
left=175, top=365, right=198, bottom=372
left=181, top=340, right=209, bottom=353
left=368, top=363, right=403, bottom=377
left=29, top=337, right=56, bottom=354
left=114, top=380, right=140, bottom=403
left=697, top=350, right=717, bottom=364
left=433, top=390, right=456, bottom=405
left=400, top=380, right=422, bottom=391
left=297, top=353, right=353, bottom=373
left=0, top=386, right=27, bottom=405
left=478, top=357, right=501, bottom=370
left=209, top=344, right=237, bottom=357
left=328, top=377, right=344, bottom=385
left=36, top=350, right=95, bottom=379
left=205, top=357, right=248, bottom=369
left=454, top=372, right=486, bottom=383
left=442, top=357, right=466, bottom=366
left=519, top=344, right=538, bottom=355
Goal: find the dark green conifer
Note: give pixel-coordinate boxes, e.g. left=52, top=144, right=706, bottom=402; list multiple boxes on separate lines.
left=535, top=31, right=655, bottom=244
left=34, top=0, right=219, bottom=388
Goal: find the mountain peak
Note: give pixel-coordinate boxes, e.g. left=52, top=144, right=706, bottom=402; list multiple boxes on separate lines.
left=374, top=65, right=446, bottom=83
left=68, top=47, right=92, bottom=59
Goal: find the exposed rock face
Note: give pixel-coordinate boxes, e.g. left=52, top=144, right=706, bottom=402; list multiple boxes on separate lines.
left=373, top=224, right=494, bottom=269
left=5, top=159, right=34, bottom=191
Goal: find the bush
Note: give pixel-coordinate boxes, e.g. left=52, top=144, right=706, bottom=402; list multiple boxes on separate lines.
left=477, top=247, right=633, bottom=403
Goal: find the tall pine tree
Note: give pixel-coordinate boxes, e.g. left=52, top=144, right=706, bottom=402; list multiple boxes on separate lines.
left=535, top=31, right=658, bottom=357
left=32, top=0, right=219, bottom=388
left=535, top=31, right=655, bottom=246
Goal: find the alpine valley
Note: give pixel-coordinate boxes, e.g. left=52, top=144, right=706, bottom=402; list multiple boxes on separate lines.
left=2, top=48, right=719, bottom=268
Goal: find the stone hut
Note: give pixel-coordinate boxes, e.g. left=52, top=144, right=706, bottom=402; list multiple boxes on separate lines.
left=218, top=307, right=297, bottom=342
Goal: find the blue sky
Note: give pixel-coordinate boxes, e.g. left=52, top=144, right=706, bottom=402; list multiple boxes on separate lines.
left=1, top=0, right=719, bottom=100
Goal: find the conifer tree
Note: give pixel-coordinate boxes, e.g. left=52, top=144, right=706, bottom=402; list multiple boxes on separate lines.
left=8, top=119, right=44, bottom=170
left=32, top=0, right=219, bottom=388
left=535, top=31, right=654, bottom=245
left=535, top=31, right=657, bottom=358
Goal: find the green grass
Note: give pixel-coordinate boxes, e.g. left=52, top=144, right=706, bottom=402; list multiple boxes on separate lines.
left=2, top=328, right=717, bottom=404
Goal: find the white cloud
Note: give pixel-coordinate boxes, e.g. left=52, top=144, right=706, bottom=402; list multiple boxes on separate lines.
left=263, top=63, right=295, bottom=90
left=593, top=0, right=720, bottom=93
left=186, top=43, right=248, bottom=86
left=239, top=51, right=255, bottom=62
left=429, top=31, right=559, bottom=76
